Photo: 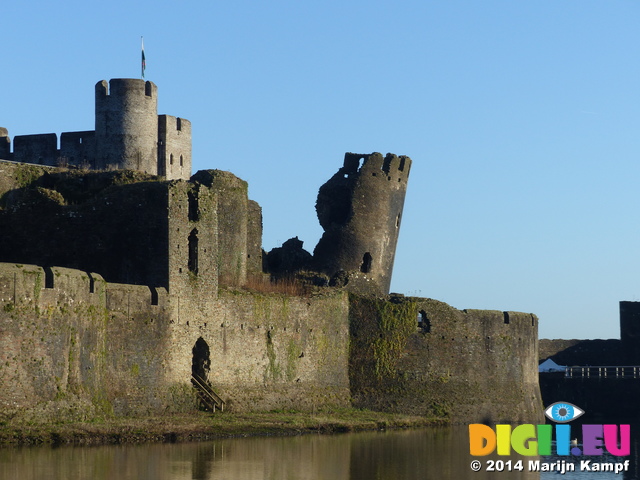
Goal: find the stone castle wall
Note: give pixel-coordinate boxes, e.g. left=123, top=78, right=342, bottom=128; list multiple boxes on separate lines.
left=0, top=153, right=543, bottom=424
left=0, top=262, right=542, bottom=423
left=0, top=263, right=350, bottom=419
left=191, top=170, right=251, bottom=288
left=0, top=164, right=257, bottom=295
left=1, top=79, right=191, bottom=180
left=158, top=115, right=192, bottom=180
left=349, top=296, right=542, bottom=424
left=0, top=170, right=172, bottom=288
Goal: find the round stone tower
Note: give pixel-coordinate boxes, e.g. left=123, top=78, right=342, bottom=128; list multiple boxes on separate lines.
left=94, top=79, right=159, bottom=173
left=312, top=152, right=412, bottom=295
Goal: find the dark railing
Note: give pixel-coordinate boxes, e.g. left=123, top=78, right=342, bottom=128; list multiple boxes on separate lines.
left=191, top=374, right=225, bottom=412
left=564, top=366, right=640, bottom=379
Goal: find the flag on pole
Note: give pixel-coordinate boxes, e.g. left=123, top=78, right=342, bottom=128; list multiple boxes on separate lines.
left=141, top=37, right=146, bottom=78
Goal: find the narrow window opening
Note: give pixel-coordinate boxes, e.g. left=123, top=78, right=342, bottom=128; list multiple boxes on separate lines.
left=360, top=252, right=372, bottom=273
left=503, top=312, right=510, bottom=324
left=150, top=286, right=159, bottom=306
left=180, top=155, right=184, bottom=167
left=44, top=266, right=54, bottom=289
left=170, top=153, right=174, bottom=165
left=188, top=190, right=199, bottom=222
left=418, top=310, right=431, bottom=333
left=88, top=273, right=95, bottom=293
left=188, top=229, right=199, bottom=274
left=396, top=213, right=401, bottom=229
left=399, top=157, right=406, bottom=171
left=145, top=81, right=153, bottom=97
left=177, top=117, right=182, bottom=131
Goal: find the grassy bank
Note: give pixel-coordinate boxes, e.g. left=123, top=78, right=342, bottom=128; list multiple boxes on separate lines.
left=0, top=408, right=445, bottom=447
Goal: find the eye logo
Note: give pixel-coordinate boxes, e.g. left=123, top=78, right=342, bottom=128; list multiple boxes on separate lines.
left=544, top=402, right=585, bottom=423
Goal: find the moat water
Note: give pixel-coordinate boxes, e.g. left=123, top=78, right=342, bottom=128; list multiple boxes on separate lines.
left=0, top=425, right=637, bottom=479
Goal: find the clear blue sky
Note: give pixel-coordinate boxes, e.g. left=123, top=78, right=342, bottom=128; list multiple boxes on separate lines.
left=2, top=0, right=640, bottom=340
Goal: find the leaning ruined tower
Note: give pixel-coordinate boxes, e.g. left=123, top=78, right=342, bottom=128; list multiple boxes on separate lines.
left=94, top=79, right=159, bottom=173
left=312, top=152, right=411, bottom=295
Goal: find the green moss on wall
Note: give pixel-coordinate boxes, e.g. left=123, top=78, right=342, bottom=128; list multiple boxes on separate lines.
left=91, top=392, right=114, bottom=417
left=21, top=269, right=43, bottom=301
left=264, top=330, right=282, bottom=382
left=349, top=294, right=417, bottom=381
left=14, top=164, right=45, bottom=188
left=285, top=338, right=300, bottom=381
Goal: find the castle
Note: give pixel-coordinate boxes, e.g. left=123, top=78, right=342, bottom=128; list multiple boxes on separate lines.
left=0, top=79, right=543, bottom=424
left=0, top=79, right=191, bottom=180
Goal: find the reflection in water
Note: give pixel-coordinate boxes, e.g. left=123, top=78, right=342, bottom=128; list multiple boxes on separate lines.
left=0, top=426, right=636, bottom=480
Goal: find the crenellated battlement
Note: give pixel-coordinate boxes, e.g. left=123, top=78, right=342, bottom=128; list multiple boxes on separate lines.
left=158, top=115, right=192, bottom=179
left=1, top=79, right=190, bottom=180
left=343, top=152, right=411, bottom=182
left=95, top=78, right=156, bottom=100
left=0, top=263, right=103, bottom=310
left=0, top=76, right=543, bottom=424
left=0, top=263, right=171, bottom=313
left=313, top=152, right=412, bottom=295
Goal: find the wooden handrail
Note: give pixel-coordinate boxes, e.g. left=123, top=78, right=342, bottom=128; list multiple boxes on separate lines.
left=191, top=374, right=225, bottom=412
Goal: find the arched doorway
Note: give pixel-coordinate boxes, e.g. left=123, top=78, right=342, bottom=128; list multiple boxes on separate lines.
left=191, top=337, right=210, bottom=385
left=360, top=252, right=372, bottom=273
left=191, top=338, right=225, bottom=412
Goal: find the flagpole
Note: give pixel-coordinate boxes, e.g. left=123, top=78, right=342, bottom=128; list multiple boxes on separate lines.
left=141, top=36, right=146, bottom=79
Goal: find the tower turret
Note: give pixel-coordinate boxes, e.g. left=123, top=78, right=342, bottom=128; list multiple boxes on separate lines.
left=312, top=152, right=411, bottom=295
left=95, top=79, right=159, bottom=173
left=0, top=128, right=10, bottom=160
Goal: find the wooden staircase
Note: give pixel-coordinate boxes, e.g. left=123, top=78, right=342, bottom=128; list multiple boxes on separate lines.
left=191, top=374, right=225, bottom=412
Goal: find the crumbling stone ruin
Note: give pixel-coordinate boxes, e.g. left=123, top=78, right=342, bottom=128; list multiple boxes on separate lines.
left=313, top=152, right=411, bottom=295
left=0, top=79, right=543, bottom=424
left=263, top=151, right=412, bottom=296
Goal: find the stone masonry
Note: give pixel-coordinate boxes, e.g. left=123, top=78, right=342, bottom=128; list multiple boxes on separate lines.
left=0, top=78, right=543, bottom=424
